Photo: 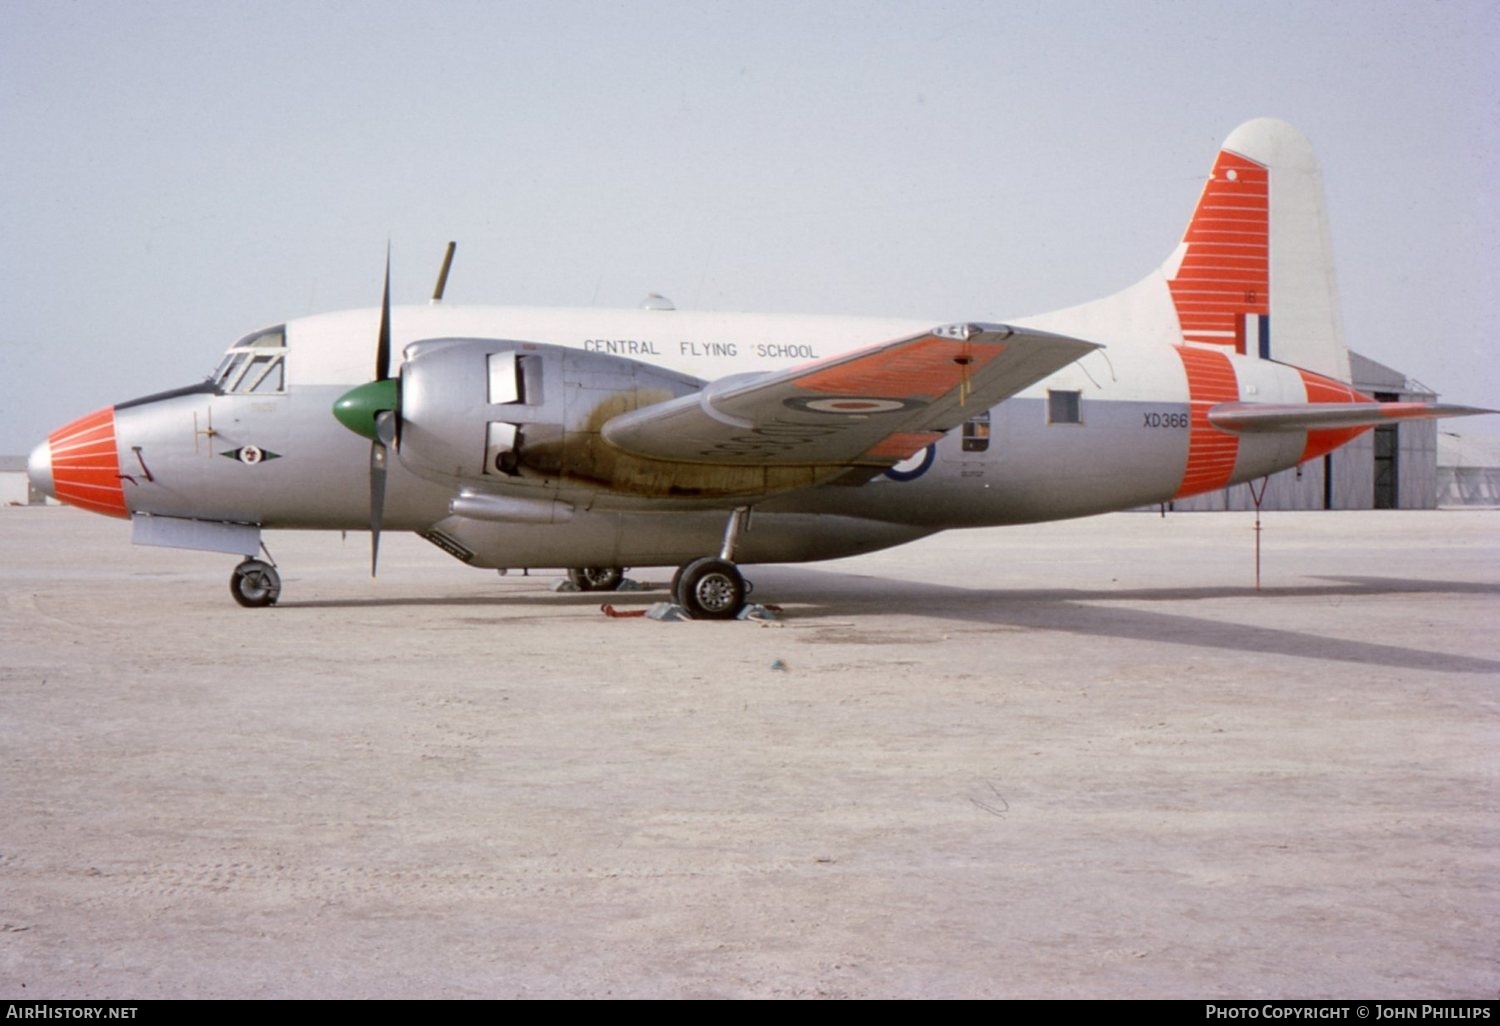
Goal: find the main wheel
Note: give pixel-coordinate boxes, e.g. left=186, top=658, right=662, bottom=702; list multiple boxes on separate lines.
left=230, top=559, right=282, bottom=608
left=567, top=566, right=625, bottom=592
left=673, top=557, right=746, bottom=620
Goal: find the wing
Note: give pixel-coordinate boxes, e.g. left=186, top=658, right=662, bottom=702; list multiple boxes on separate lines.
left=601, top=323, right=1100, bottom=468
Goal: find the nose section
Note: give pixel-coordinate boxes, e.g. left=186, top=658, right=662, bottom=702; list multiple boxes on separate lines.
left=27, top=438, right=55, bottom=500
left=35, top=407, right=130, bottom=519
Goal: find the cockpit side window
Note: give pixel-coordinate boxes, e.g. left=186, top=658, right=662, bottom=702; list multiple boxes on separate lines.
left=212, top=327, right=287, bottom=394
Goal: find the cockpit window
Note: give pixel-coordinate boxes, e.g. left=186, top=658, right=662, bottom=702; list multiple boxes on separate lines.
left=212, top=326, right=287, bottom=394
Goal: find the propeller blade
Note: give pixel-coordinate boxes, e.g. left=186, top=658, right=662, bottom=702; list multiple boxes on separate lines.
left=359, top=247, right=395, bottom=578
left=369, top=437, right=387, bottom=578
left=376, top=245, right=392, bottom=382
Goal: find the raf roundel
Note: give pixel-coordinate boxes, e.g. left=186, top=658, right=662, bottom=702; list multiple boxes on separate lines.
left=883, top=444, right=937, bottom=482
left=782, top=396, right=924, bottom=415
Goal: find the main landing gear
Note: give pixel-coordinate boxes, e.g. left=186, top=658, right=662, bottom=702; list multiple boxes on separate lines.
left=567, top=566, right=625, bottom=592
left=671, top=507, right=752, bottom=620
left=230, top=558, right=282, bottom=608
left=672, top=557, right=747, bottom=619
left=221, top=510, right=758, bottom=616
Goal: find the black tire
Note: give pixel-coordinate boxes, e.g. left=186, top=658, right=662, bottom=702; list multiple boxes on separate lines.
left=673, top=557, right=746, bottom=620
left=567, top=566, right=625, bottom=592
left=230, top=559, right=281, bottom=608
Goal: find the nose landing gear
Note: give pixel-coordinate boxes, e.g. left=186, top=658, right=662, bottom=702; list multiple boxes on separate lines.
left=230, top=558, right=282, bottom=607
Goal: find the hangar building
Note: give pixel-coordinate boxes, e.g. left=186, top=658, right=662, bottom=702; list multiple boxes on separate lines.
left=1438, top=431, right=1500, bottom=507
left=0, top=455, right=42, bottom=506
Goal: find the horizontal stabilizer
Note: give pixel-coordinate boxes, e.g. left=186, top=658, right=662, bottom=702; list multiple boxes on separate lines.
left=1208, top=401, right=1496, bottom=433
left=602, top=323, right=1099, bottom=467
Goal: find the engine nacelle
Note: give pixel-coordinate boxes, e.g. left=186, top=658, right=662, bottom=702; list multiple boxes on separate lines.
left=396, top=338, right=704, bottom=491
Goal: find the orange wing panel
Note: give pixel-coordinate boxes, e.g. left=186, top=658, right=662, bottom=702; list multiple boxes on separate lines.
left=792, top=336, right=1006, bottom=401
left=861, top=431, right=944, bottom=461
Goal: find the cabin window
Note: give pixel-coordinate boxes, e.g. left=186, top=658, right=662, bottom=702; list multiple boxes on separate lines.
left=1048, top=389, right=1081, bottom=425
left=212, top=327, right=287, bottom=395
left=962, top=411, right=991, bottom=452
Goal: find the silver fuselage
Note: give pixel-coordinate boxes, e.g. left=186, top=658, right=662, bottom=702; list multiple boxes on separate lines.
left=77, top=304, right=1311, bottom=570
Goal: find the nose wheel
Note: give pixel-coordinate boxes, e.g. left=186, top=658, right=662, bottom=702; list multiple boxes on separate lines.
left=230, top=559, right=282, bottom=608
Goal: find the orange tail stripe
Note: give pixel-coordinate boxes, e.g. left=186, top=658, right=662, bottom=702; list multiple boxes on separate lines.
left=1174, top=346, right=1241, bottom=499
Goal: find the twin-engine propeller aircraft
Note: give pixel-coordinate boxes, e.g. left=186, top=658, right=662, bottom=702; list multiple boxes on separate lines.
left=27, top=119, right=1491, bottom=618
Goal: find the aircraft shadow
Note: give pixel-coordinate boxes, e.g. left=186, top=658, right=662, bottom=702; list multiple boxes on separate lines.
left=750, top=567, right=1500, bottom=675
left=283, top=570, right=1500, bottom=675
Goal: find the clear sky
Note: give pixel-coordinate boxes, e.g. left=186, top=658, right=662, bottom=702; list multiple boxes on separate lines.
left=2, top=0, right=1497, bottom=455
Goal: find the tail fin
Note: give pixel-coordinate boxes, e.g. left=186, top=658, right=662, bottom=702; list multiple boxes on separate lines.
left=1024, top=118, right=1351, bottom=381
left=1165, top=118, right=1348, bottom=380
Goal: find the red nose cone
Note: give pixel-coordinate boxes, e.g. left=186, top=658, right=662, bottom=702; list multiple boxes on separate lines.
left=43, top=407, right=129, bottom=518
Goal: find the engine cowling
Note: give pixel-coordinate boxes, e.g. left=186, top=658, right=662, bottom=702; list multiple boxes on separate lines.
left=395, top=338, right=705, bottom=492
